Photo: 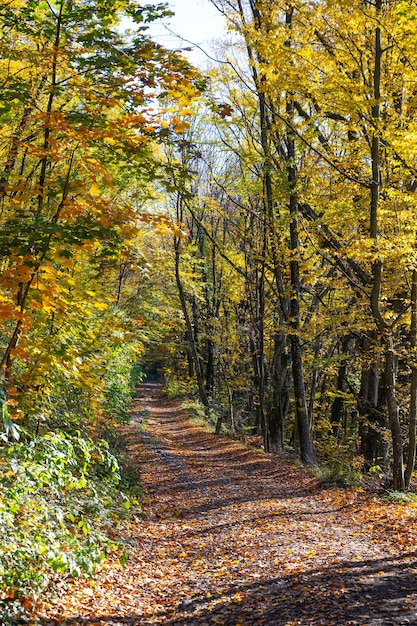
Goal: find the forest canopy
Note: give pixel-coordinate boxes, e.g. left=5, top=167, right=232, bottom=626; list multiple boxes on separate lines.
left=2, top=0, right=417, bottom=620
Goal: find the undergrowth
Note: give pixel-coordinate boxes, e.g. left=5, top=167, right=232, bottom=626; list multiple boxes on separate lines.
left=0, top=354, right=144, bottom=624
left=182, top=399, right=217, bottom=431
left=383, top=490, right=417, bottom=504
left=163, top=376, right=198, bottom=400
left=0, top=431, right=133, bottom=623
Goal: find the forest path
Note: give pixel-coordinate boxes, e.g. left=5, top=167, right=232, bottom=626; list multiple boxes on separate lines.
left=42, top=382, right=417, bottom=625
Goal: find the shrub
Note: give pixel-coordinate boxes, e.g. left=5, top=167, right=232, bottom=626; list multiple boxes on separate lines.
left=0, top=431, right=129, bottom=623
left=383, top=490, right=417, bottom=504
left=103, top=346, right=144, bottom=421
left=163, top=375, right=198, bottom=399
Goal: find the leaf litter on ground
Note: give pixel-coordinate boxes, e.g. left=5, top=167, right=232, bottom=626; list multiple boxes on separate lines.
left=39, top=382, right=417, bottom=625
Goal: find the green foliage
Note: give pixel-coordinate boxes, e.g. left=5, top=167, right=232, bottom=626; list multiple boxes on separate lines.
left=183, top=399, right=206, bottom=418
left=183, top=399, right=217, bottom=430
left=369, top=465, right=384, bottom=477
left=382, top=490, right=417, bottom=504
left=0, top=431, right=129, bottom=623
left=314, top=462, right=363, bottom=489
left=163, top=374, right=199, bottom=399
left=103, top=345, right=145, bottom=421
left=0, top=379, right=21, bottom=442
left=314, top=422, right=363, bottom=487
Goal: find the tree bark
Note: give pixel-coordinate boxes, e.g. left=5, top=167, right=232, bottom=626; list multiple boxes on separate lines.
left=269, top=330, right=290, bottom=450
left=331, top=334, right=354, bottom=437
left=285, top=9, right=315, bottom=466
left=384, top=335, right=405, bottom=490
left=405, top=268, right=417, bottom=488
left=368, top=1, right=404, bottom=488
left=174, top=195, right=210, bottom=413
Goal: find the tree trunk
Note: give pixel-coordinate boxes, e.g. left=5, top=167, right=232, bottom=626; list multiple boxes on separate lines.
left=358, top=355, right=382, bottom=468
left=205, top=338, right=215, bottom=397
left=174, top=195, right=210, bottom=413
left=405, top=269, right=417, bottom=488
left=330, top=334, right=353, bottom=438
left=368, top=0, right=404, bottom=489
left=269, top=330, right=290, bottom=450
left=384, top=335, right=405, bottom=490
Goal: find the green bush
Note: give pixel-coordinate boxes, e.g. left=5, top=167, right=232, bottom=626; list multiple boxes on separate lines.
left=314, top=417, right=363, bottom=487
left=163, top=374, right=198, bottom=399
left=103, top=347, right=144, bottom=421
left=0, top=431, right=129, bottom=623
left=383, top=490, right=417, bottom=503
left=314, top=462, right=363, bottom=488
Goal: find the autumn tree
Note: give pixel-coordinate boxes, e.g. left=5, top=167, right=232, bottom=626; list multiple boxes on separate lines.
left=0, top=0, right=203, bottom=433
left=206, top=0, right=417, bottom=487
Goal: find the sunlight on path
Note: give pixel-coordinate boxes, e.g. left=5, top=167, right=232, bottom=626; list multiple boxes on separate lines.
left=40, top=382, right=417, bottom=626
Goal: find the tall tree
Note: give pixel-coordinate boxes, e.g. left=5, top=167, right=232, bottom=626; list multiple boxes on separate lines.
left=207, top=0, right=417, bottom=485
left=0, top=0, right=203, bottom=431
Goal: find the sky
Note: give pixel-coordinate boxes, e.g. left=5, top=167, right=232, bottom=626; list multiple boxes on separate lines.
left=143, top=0, right=228, bottom=67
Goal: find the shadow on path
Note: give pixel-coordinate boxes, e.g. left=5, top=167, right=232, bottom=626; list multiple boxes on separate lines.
left=41, top=382, right=417, bottom=626
left=43, top=551, right=417, bottom=626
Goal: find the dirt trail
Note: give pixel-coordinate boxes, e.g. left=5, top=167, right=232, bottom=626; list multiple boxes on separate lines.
left=42, top=382, right=417, bottom=625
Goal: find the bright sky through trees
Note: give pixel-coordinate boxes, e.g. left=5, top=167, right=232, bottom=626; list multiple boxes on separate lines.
left=142, top=0, right=227, bottom=66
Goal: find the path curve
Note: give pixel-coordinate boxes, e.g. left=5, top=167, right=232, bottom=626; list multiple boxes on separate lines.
left=42, top=382, right=417, bottom=625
